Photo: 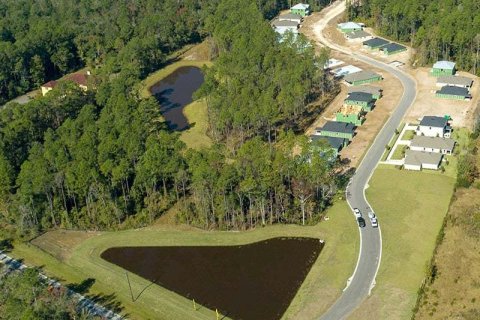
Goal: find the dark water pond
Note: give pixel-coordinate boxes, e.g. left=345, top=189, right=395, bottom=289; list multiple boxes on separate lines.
left=149, top=66, right=204, bottom=130
left=101, top=237, right=323, bottom=320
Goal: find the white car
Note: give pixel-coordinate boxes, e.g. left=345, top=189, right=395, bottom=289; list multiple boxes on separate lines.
left=370, top=217, right=378, bottom=228
left=353, top=208, right=361, bottom=218
left=368, top=211, right=376, bottom=219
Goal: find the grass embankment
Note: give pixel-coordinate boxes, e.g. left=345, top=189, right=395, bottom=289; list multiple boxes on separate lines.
left=140, top=59, right=213, bottom=149
left=348, top=167, right=455, bottom=319
left=381, top=122, right=405, bottom=161
left=11, top=200, right=358, bottom=320
left=415, top=188, right=480, bottom=319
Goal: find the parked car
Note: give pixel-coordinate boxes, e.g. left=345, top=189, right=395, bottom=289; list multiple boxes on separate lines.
left=368, top=211, right=376, bottom=219
left=370, top=217, right=378, bottom=228
left=357, top=217, right=366, bottom=228
left=353, top=208, right=362, bottom=218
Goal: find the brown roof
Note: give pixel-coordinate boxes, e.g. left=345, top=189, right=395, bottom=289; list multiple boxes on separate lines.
left=42, top=80, right=58, bottom=88
left=66, top=73, right=88, bottom=86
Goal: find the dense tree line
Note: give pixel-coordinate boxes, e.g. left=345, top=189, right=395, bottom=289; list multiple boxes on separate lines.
left=0, top=267, right=83, bottom=319
left=346, top=0, right=480, bottom=74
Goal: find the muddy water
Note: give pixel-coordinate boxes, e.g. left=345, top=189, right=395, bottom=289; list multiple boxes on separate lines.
left=149, top=66, right=204, bottom=130
left=101, top=237, right=323, bottom=320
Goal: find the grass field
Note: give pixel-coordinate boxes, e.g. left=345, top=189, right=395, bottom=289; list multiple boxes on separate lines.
left=348, top=166, right=455, bottom=319
left=11, top=200, right=359, bottom=320
left=391, top=144, right=407, bottom=160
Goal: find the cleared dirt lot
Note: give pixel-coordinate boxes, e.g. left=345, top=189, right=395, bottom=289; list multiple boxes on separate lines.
left=302, top=14, right=403, bottom=167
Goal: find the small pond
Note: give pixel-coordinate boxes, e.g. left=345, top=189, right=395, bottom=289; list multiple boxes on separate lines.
left=101, top=237, right=324, bottom=320
left=149, top=66, right=204, bottom=131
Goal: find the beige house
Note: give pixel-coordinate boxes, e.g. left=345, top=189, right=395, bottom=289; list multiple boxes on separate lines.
left=41, top=73, right=90, bottom=96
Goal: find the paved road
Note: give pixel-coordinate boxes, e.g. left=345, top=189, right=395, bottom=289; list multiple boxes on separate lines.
left=311, top=2, right=417, bottom=319
left=0, top=251, right=124, bottom=319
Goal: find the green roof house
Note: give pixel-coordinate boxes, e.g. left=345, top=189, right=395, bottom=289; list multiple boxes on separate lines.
left=435, top=86, right=471, bottom=100
left=344, top=92, right=375, bottom=111
left=380, top=43, right=407, bottom=55
left=362, top=37, right=389, bottom=49
left=431, top=61, right=456, bottom=77
left=335, top=105, right=365, bottom=126
left=344, top=71, right=382, bottom=86
left=290, top=3, right=310, bottom=17
left=315, top=121, right=356, bottom=140
left=337, top=22, right=363, bottom=33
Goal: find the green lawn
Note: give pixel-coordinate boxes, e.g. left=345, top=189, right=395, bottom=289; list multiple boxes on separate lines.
left=11, top=200, right=358, bottom=320
left=349, top=167, right=455, bottom=319
left=401, top=130, right=415, bottom=140
left=391, top=144, right=407, bottom=160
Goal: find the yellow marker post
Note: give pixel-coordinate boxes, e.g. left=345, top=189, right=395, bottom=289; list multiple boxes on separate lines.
left=193, top=299, right=196, bottom=310
left=216, top=309, right=220, bottom=320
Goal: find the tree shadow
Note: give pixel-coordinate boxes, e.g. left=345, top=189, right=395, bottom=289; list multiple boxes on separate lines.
left=67, top=278, right=96, bottom=294
left=85, top=292, right=126, bottom=315
left=0, top=238, right=13, bottom=252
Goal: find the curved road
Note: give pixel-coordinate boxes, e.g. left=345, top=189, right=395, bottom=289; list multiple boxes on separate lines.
left=312, top=2, right=417, bottom=319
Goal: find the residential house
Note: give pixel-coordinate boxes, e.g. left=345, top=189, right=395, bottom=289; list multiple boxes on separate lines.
left=278, top=13, right=302, bottom=24
left=310, top=135, right=347, bottom=157
left=431, top=61, right=456, bottom=77
left=332, top=65, right=362, bottom=77
left=323, top=58, right=344, bottom=70
left=380, top=43, right=407, bottom=55
left=344, top=71, right=382, bottom=85
left=41, top=73, right=90, bottom=96
left=416, top=116, right=452, bottom=138
left=347, top=85, right=382, bottom=99
left=290, top=3, right=310, bottom=17
left=362, top=37, right=390, bottom=50
left=404, top=150, right=443, bottom=171
left=345, top=30, right=372, bottom=41
left=315, top=121, right=356, bottom=140
left=436, top=75, right=473, bottom=88
left=344, top=92, right=375, bottom=111
left=335, top=105, right=365, bottom=125
left=410, top=136, right=455, bottom=155
left=435, top=86, right=471, bottom=100
left=337, top=22, right=363, bottom=33
left=272, top=19, right=299, bottom=35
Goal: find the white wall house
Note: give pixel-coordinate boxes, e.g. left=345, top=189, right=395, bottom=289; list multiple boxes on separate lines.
left=409, top=136, right=455, bottom=155
left=416, top=116, right=451, bottom=138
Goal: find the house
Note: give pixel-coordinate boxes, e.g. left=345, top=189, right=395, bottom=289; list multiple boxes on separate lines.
left=344, top=71, right=382, bottom=85
left=278, top=13, right=302, bottom=24
left=347, top=85, right=382, bottom=99
left=290, top=3, right=310, bottom=17
left=436, top=75, right=473, bottom=88
left=416, top=116, right=452, bottom=138
left=315, top=121, right=356, bottom=140
left=41, top=73, right=90, bottom=96
left=345, top=30, right=372, bottom=41
left=310, top=135, right=347, bottom=157
left=380, top=43, right=407, bottom=55
left=272, top=19, right=299, bottom=35
left=344, top=92, right=375, bottom=111
left=431, top=61, right=456, bottom=77
left=323, top=58, right=344, bottom=70
left=332, top=65, right=362, bottom=77
left=335, top=105, right=365, bottom=125
left=435, top=86, right=471, bottom=100
left=337, top=22, right=363, bottom=33
left=410, top=136, right=455, bottom=155
left=404, top=150, right=443, bottom=171
left=362, top=37, right=390, bottom=50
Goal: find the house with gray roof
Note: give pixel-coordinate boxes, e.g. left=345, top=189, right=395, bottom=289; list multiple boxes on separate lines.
left=310, top=135, right=347, bottom=157
left=315, top=121, right=356, bottom=140
left=345, top=30, right=372, bottom=40
left=344, top=71, right=382, bottom=85
left=380, top=43, right=407, bottom=55
left=278, top=13, right=302, bottom=24
left=436, top=86, right=471, bottom=100
left=272, top=19, right=299, bottom=35
left=410, top=136, right=455, bottom=155
left=404, top=150, right=443, bottom=171
left=436, top=75, right=473, bottom=88
left=431, top=61, right=456, bottom=76
left=344, top=92, right=375, bottom=111
left=363, top=37, right=390, bottom=49
left=416, top=116, right=451, bottom=138
left=348, top=85, right=382, bottom=99
left=337, top=22, right=363, bottom=33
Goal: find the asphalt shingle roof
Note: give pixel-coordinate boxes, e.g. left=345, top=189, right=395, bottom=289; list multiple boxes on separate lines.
left=346, top=92, right=374, bottom=103
left=310, top=136, right=346, bottom=150
left=411, top=136, right=455, bottom=151
left=419, top=116, right=448, bottom=128
left=272, top=20, right=299, bottom=27
left=437, top=75, right=473, bottom=87
left=436, top=86, right=470, bottom=97
left=348, top=85, right=382, bottom=96
left=433, top=61, right=455, bottom=70
left=279, top=13, right=302, bottom=21
left=346, top=30, right=371, bottom=39
left=362, top=37, right=389, bottom=47
left=344, top=71, right=381, bottom=83
left=318, top=121, right=356, bottom=134
left=404, top=150, right=443, bottom=166
left=381, top=43, right=406, bottom=52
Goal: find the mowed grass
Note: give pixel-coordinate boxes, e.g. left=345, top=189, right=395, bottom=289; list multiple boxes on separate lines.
left=391, top=144, right=407, bottom=160
left=11, top=200, right=359, bottom=320
left=348, top=166, right=455, bottom=320
left=401, top=130, right=415, bottom=140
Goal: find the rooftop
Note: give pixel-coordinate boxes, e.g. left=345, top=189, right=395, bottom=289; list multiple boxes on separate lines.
left=363, top=37, right=389, bottom=48
left=437, top=75, right=473, bottom=87
left=338, top=22, right=362, bottom=29
left=411, top=136, right=455, bottom=151
left=344, top=70, right=381, bottom=83
left=279, top=13, right=302, bottom=20
left=346, top=92, right=374, bottom=103
left=405, top=150, right=443, bottom=166
left=42, top=73, right=89, bottom=89
left=348, top=85, right=382, bottom=96
left=436, top=86, right=470, bottom=97
left=323, top=58, right=344, bottom=69
left=291, top=3, right=310, bottom=9
left=318, top=121, right=356, bottom=134
left=310, top=136, right=346, bottom=150
left=419, top=116, right=448, bottom=128
left=433, top=61, right=455, bottom=70
left=332, top=65, right=362, bottom=77
left=381, top=43, right=406, bottom=52
left=272, top=19, right=299, bottom=27
left=345, top=30, right=371, bottom=39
